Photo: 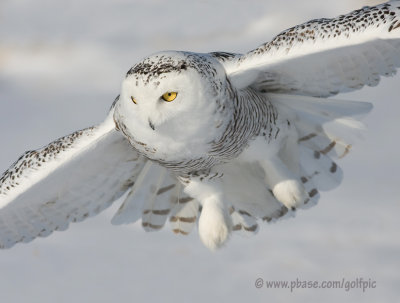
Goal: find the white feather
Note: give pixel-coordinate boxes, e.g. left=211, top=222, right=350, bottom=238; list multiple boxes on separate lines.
left=222, top=1, right=400, bottom=97
left=0, top=111, right=145, bottom=248
left=111, top=161, right=153, bottom=225
left=169, top=184, right=200, bottom=236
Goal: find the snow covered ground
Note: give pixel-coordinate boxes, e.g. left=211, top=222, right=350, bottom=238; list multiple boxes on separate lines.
left=0, top=0, right=399, bottom=302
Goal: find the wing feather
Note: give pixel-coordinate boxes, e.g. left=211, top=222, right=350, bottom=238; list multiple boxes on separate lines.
left=0, top=111, right=145, bottom=248
left=222, top=1, right=400, bottom=97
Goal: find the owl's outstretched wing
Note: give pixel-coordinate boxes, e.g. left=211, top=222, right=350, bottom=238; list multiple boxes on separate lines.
left=0, top=109, right=147, bottom=248
left=220, top=1, right=400, bottom=97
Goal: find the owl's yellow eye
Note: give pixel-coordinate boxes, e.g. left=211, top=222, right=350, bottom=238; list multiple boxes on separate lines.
left=131, top=96, right=137, bottom=104
left=162, top=92, right=178, bottom=102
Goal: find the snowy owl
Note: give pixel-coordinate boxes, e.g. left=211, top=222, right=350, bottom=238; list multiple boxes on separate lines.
left=1, top=1, right=399, bottom=250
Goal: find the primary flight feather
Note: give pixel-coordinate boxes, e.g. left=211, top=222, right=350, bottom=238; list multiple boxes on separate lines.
left=1, top=1, right=399, bottom=250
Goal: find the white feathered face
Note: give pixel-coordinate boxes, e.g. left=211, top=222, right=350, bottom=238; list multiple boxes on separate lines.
left=114, top=51, right=232, bottom=159
left=121, top=64, right=208, bottom=131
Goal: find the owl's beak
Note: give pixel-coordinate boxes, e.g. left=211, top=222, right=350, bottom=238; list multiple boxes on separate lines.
left=148, top=118, right=155, bottom=130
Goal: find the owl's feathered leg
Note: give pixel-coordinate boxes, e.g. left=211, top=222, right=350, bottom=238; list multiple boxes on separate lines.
left=198, top=194, right=232, bottom=250
left=182, top=176, right=232, bottom=250
left=261, top=126, right=308, bottom=209
left=259, top=157, right=308, bottom=210
left=240, top=126, right=309, bottom=210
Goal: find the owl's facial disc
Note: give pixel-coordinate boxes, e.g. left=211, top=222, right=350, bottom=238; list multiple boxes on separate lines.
left=121, top=69, right=207, bottom=134
left=117, top=51, right=230, bottom=145
left=128, top=89, right=181, bottom=131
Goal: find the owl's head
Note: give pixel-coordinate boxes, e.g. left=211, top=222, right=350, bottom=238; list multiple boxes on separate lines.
left=114, top=51, right=234, bottom=157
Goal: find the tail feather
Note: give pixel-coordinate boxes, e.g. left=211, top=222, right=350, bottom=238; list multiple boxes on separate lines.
left=141, top=168, right=170, bottom=232
left=271, top=93, right=371, bottom=160
left=299, top=168, right=321, bottom=209
left=295, top=115, right=362, bottom=159
left=170, top=183, right=199, bottom=235
left=299, top=145, right=343, bottom=191
left=230, top=208, right=259, bottom=236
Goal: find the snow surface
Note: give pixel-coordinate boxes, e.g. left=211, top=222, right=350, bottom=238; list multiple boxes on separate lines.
left=0, top=0, right=398, bottom=302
